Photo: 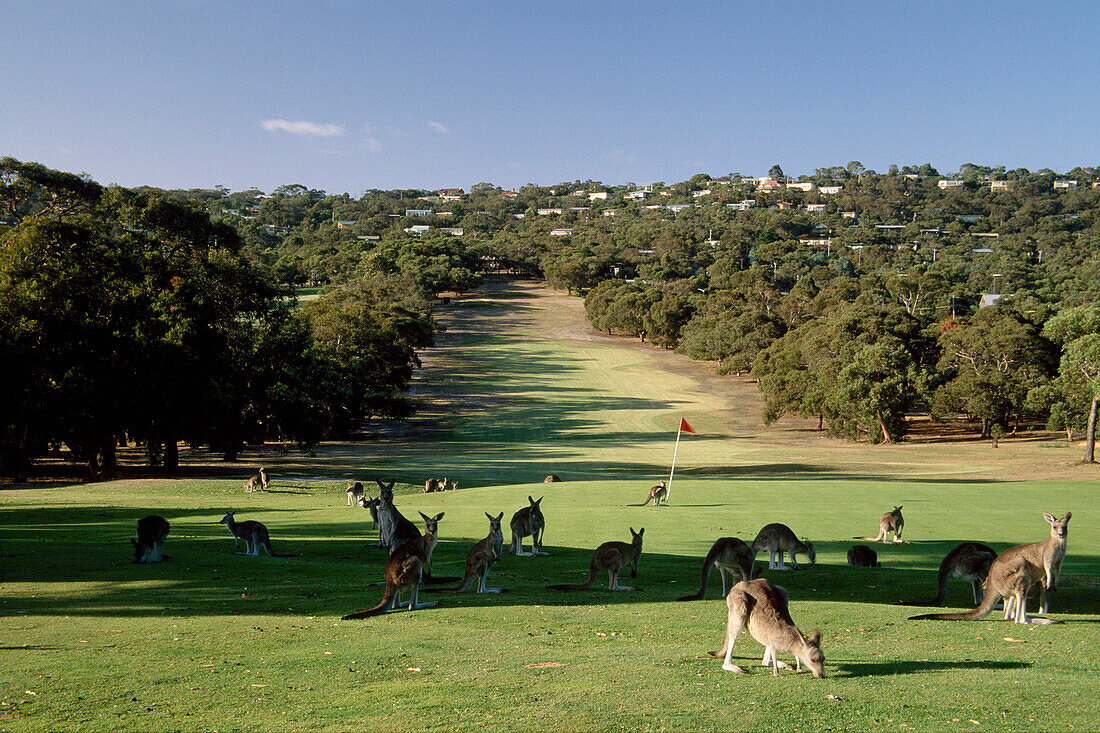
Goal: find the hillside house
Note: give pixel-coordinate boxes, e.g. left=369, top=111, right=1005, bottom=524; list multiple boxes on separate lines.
left=841, top=211, right=857, bottom=219
left=437, top=188, right=464, bottom=201
left=819, top=185, right=843, bottom=195
left=537, top=208, right=563, bottom=216
left=404, top=225, right=430, bottom=236
left=588, top=191, right=609, bottom=201
left=335, top=220, right=357, bottom=229
left=692, top=189, right=712, bottom=198
left=669, top=203, right=692, bottom=212
left=550, top=228, right=573, bottom=236
left=938, top=180, right=964, bottom=189
left=979, top=293, right=1003, bottom=307
left=502, top=189, right=519, bottom=198
left=756, top=179, right=782, bottom=192
left=1054, top=180, right=1078, bottom=189
left=624, top=189, right=653, bottom=201
left=405, top=209, right=432, bottom=217
left=805, top=203, right=826, bottom=213
left=775, top=202, right=793, bottom=210
left=990, top=180, right=1010, bottom=192
left=727, top=199, right=757, bottom=211
left=603, top=209, right=617, bottom=217
left=440, top=227, right=464, bottom=236
left=786, top=181, right=815, bottom=192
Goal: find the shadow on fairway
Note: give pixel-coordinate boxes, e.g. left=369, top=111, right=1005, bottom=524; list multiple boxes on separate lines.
left=831, top=659, right=1032, bottom=677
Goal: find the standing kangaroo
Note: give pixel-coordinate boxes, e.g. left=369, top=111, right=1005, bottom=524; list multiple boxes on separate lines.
left=856, top=506, right=905, bottom=543
left=752, top=524, right=816, bottom=570
left=258, top=467, right=270, bottom=492
left=343, top=512, right=445, bottom=619
left=347, top=481, right=365, bottom=506
left=630, top=481, right=667, bottom=507
left=902, top=542, right=997, bottom=606
left=910, top=511, right=1071, bottom=624
left=846, top=544, right=880, bottom=568
left=244, top=475, right=263, bottom=492
left=219, top=511, right=296, bottom=557
left=678, top=537, right=755, bottom=601
left=507, top=495, right=549, bottom=556
left=548, top=528, right=644, bottom=591
left=430, top=512, right=506, bottom=594
left=708, top=578, right=825, bottom=678
left=132, top=515, right=170, bottom=563
left=359, top=495, right=383, bottom=546
left=375, top=479, right=422, bottom=552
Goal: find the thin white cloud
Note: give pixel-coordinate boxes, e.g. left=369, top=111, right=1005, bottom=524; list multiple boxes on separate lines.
left=261, top=119, right=347, bottom=137
left=603, top=149, right=637, bottom=165
left=426, top=121, right=450, bottom=134
left=361, top=125, right=383, bottom=152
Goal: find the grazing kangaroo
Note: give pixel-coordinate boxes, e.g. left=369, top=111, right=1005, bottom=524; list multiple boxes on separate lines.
left=708, top=578, right=825, bottom=678
left=132, top=515, right=170, bottom=563
left=375, top=479, right=423, bottom=553
left=219, top=511, right=296, bottom=557
left=903, top=542, right=997, bottom=606
left=358, top=495, right=383, bottom=546
left=543, top=474, right=561, bottom=483
left=910, top=511, right=1071, bottom=624
left=678, top=537, right=756, bottom=601
left=752, top=524, right=816, bottom=570
left=431, top=512, right=506, bottom=594
left=343, top=512, right=445, bottom=619
left=507, top=495, right=549, bottom=556
left=346, top=481, right=365, bottom=506
left=846, top=544, right=880, bottom=568
left=548, top=528, right=644, bottom=591
left=244, top=475, right=263, bottom=492
left=630, top=480, right=667, bottom=507
left=856, top=506, right=905, bottom=543
left=258, top=467, right=270, bottom=492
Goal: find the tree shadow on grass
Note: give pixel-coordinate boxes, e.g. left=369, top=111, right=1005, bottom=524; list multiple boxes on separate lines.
left=831, top=659, right=1031, bottom=677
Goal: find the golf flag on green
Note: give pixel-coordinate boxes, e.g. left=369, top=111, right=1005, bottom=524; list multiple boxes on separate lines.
left=666, top=418, right=695, bottom=501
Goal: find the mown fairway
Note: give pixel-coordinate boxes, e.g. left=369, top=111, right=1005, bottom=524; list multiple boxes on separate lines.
left=2, top=280, right=1098, bottom=731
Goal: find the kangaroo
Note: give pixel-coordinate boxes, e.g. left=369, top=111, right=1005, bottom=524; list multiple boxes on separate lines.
left=375, top=479, right=422, bottom=553
left=902, top=542, right=997, bottom=606
left=678, top=537, right=755, bottom=601
left=630, top=480, right=667, bottom=507
left=132, top=515, right=170, bottom=563
left=424, top=478, right=441, bottom=493
left=543, top=474, right=562, bottom=483
left=846, top=544, right=880, bottom=568
left=430, top=512, right=506, bottom=594
left=244, top=475, right=263, bottom=492
left=548, top=528, right=644, bottom=591
left=856, top=506, right=905, bottom=543
left=347, top=481, right=365, bottom=506
left=708, top=578, right=825, bottom=678
left=506, top=495, right=549, bottom=556
left=358, top=494, right=383, bottom=546
left=910, top=511, right=1071, bottom=624
left=752, top=524, right=815, bottom=570
left=448, top=481, right=457, bottom=491
left=219, top=511, right=296, bottom=557
left=258, top=466, right=270, bottom=492
left=343, top=512, right=445, bottom=619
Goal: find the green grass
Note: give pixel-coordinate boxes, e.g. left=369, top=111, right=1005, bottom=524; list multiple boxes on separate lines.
left=2, top=281, right=1098, bottom=731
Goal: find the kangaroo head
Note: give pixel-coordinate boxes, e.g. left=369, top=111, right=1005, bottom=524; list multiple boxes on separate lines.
left=803, top=629, right=825, bottom=678
left=486, top=512, right=503, bottom=532
left=219, top=511, right=234, bottom=524
left=1044, top=511, right=1071, bottom=539
left=631, top=527, right=645, bottom=543
left=803, top=540, right=816, bottom=564
left=420, top=512, right=445, bottom=534
left=530, top=495, right=543, bottom=508
left=376, top=479, right=395, bottom=501
left=893, top=506, right=902, bottom=513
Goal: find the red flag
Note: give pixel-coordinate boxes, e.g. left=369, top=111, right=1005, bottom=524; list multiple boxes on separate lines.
left=679, top=418, right=695, bottom=435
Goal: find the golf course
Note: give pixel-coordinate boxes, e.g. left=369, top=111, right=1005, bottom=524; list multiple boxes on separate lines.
left=2, top=279, right=1097, bottom=732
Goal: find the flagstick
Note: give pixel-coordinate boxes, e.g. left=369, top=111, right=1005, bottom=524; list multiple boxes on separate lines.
left=666, top=426, right=683, bottom=502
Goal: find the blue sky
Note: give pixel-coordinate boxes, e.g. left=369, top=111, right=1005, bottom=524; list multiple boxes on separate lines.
left=3, top=1, right=1098, bottom=194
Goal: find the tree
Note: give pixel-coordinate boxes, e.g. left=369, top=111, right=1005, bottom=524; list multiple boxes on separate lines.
left=768, top=164, right=785, bottom=182
left=1041, top=306, right=1100, bottom=462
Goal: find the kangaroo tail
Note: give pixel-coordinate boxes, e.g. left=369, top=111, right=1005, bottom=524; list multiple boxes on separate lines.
left=678, top=543, right=723, bottom=601
left=548, top=563, right=598, bottom=591
left=426, top=572, right=476, bottom=594
left=909, top=586, right=999, bottom=621
left=342, top=587, right=396, bottom=619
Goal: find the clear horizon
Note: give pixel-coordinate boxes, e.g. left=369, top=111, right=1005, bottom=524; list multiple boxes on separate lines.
left=4, top=1, right=1098, bottom=195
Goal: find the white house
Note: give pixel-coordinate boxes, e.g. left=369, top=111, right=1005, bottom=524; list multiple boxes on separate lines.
left=440, top=227, right=464, bottom=236
left=437, top=188, right=463, bottom=202
left=603, top=209, right=617, bottom=217
left=404, top=225, right=430, bottom=236
left=786, top=181, right=815, bottom=192
left=819, top=186, right=843, bottom=195
left=692, top=189, right=712, bottom=198
left=624, top=189, right=653, bottom=201
left=588, top=191, right=608, bottom=201
left=550, top=228, right=573, bottom=236
left=537, top=208, right=563, bottom=216
left=990, top=180, right=1010, bottom=192
left=669, top=203, right=692, bottom=212
left=805, top=203, right=826, bottom=213
left=1054, top=180, right=1078, bottom=189
left=937, top=180, right=964, bottom=189
left=405, top=209, right=432, bottom=217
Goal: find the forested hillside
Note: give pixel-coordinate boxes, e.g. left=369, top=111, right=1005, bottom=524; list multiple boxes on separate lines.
left=4, top=158, right=1100, bottom=477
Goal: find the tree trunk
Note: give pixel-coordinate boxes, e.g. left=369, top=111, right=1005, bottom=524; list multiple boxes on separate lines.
left=980, top=417, right=990, bottom=438
left=163, top=437, right=179, bottom=472
left=101, top=438, right=117, bottom=477
left=1084, top=395, right=1099, bottom=464
left=817, top=414, right=824, bottom=430
left=1066, top=426, right=1073, bottom=443
left=878, top=412, right=892, bottom=444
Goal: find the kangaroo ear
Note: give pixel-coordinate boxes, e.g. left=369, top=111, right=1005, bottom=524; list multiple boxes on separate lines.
left=1064, top=511, right=1072, bottom=520
left=496, top=512, right=504, bottom=521
left=1043, top=511, right=1055, bottom=523
left=528, top=495, right=535, bottom=504
left=420, top=512, right=430, bottom=522
left=486, top=512, right=494, bottom=520
left=434, top=512, right=445, bottom=521
left=808, top=628, right=821, bottom=646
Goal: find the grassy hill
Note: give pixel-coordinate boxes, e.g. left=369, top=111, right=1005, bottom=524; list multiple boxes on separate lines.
left=2, top=279, right=1097, bottom=731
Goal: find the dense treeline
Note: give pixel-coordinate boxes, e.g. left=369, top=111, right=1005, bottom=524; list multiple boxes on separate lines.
left=0, top=159, right=435, bottom=480
left=5, top=157, right=1100, bottom=477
